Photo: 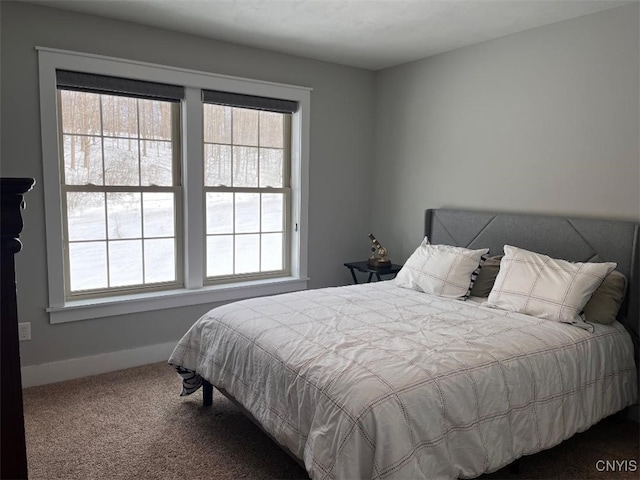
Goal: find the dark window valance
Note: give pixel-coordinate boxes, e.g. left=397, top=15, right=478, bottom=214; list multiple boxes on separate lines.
left=56, top=70, right=184, bottom=102
left=202, top=89, right=297, bottom=114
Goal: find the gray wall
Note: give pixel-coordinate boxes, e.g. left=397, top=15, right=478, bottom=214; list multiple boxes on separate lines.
left=372, top=4, right=640, bottom=261
left=0, top=1, right=375, bottom=366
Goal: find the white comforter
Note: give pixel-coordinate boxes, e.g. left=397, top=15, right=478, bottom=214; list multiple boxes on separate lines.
left=169, top=282, right=637, bottom=479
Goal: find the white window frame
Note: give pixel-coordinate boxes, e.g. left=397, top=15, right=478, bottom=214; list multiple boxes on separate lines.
left=38, top=47, right=310, bottom=324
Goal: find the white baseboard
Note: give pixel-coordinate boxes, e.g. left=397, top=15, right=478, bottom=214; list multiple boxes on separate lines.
left=21, top=341, right=177, bottom=388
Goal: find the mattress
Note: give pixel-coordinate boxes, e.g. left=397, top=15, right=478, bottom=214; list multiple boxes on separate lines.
left=169, top=281, right=637, bottom=479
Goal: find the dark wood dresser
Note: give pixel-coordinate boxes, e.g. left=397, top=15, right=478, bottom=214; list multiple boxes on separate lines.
left=1, top=177, right=34, bottom=480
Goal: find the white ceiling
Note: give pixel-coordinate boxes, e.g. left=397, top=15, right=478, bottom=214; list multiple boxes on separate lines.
left=22, top=0, right=636, bottom=70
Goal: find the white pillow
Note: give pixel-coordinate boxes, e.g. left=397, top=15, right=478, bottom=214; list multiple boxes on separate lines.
left=394, top=237, right=489, bottom=299
left=486, top=245, right=616, bottom=330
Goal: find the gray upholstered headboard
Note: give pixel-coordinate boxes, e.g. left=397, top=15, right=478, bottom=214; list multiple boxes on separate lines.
left=425, top=209, right=639, bottom=348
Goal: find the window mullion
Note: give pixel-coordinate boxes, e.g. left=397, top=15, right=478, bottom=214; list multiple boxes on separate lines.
left=140, top=190, right=146, bottom=284
left=99, top=96, right=106, bottom=186
left=257, top=114, right=262, bottom=272
left=135, top=99, right=146, bottom=285
left=63, top=185, right=177, bottom=193
left=182, top=87, right=204, bottom=289
left=232, top=192, right=236, bottom=275
left=259, top=191, right=263, bottom=272
left=104, top=191, right=112, bottom=288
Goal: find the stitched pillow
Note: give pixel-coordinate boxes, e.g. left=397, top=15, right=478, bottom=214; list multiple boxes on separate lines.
left=394, top=237, right=489, bottom=299
left=469, top=255, right=502, bottom=297
left=582, top=270, right=627, bottom=324
left=486, top=245, right=616, bottom=330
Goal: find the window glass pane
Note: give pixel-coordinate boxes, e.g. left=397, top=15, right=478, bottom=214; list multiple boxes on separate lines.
left=144, top=238, right=176, bottom=283
left=107, top=192, right=141, bottom=239
left=204, top=144, right=232, bottom=186
left=259, top=148, right=283, bottom=187
left=235, top=234, right=259, bottom=274
left=232, top=146, right=258, bottom=187
left=261, top=193, right=284, bottom=232
left=67, top=192, right=106, bottom=241
left=60, top=90, right=101, bottom=135
left=57, top=77, right=183, bottom=297
left=207, top=235, right=233, bottom=277
left=140, top=140, right=173, bottom=186
left=232, top=107, right=259, bottom=146
left=102, top=95, right=138, bottom=138
left=261, top=233, right=283, bottom=271
left=63, top=135, right=104, bottom=185
left=259, top=111, right=283, bottom=148
left=203, top=104, right=231, bottom=144
left=69, top=241, right=107, bottom=291
left=200, top=99, right=292, bottom=281
left=235, top=193, right=260, bottom=233
left=109, top=240, right=143, bottom=287
left=206, top=192, right=233, bottom=234
left=103, top=138, right=140, bottom=186
left=143, top=192, right=174, bottom=238
left=138, top=99, right=172, bottom=141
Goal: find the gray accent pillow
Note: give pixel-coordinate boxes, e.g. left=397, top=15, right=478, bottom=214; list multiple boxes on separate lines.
left=470, top=256, right=502, bottom=297
left=582, top=270, right=628, bottom=325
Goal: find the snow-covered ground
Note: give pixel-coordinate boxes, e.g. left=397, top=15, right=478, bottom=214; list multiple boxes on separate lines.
left=67, top=192, right=284, bottom=292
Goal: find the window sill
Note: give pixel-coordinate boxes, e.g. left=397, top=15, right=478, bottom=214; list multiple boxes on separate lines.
left=47, top=276, right=310, bottom=324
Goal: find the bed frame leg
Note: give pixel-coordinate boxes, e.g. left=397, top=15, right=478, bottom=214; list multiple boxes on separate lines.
left=202, top=380, right=213, bottom=407
left=509, top=459, right=521, bottom=474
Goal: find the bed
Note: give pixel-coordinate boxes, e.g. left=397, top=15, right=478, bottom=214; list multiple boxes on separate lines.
left=169, top=208, right=639, bottom=479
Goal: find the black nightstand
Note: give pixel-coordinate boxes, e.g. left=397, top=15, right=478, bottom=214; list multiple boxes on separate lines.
left=344, top=261, right=402, bottom=284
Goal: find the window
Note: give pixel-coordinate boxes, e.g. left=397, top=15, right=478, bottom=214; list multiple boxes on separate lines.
left=203, top=91, right=296, bottom=282
left=38, top=48, right=310, bottom=323
left=56, top=71, right=183, bottom=298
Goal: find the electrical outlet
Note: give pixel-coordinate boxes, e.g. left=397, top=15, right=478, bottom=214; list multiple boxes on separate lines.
left=18, top=322, right=31, bottom=341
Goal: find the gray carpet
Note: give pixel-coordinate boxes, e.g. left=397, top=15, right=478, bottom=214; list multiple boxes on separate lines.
left=23, top=362, right=639, bottom=479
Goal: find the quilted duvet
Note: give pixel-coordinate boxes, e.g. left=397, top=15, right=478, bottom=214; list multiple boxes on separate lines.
left=169, top=282, right=637, bottom=479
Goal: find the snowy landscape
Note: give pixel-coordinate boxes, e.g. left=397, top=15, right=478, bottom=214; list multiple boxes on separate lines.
left=61, top=91, right=287, bottom=293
